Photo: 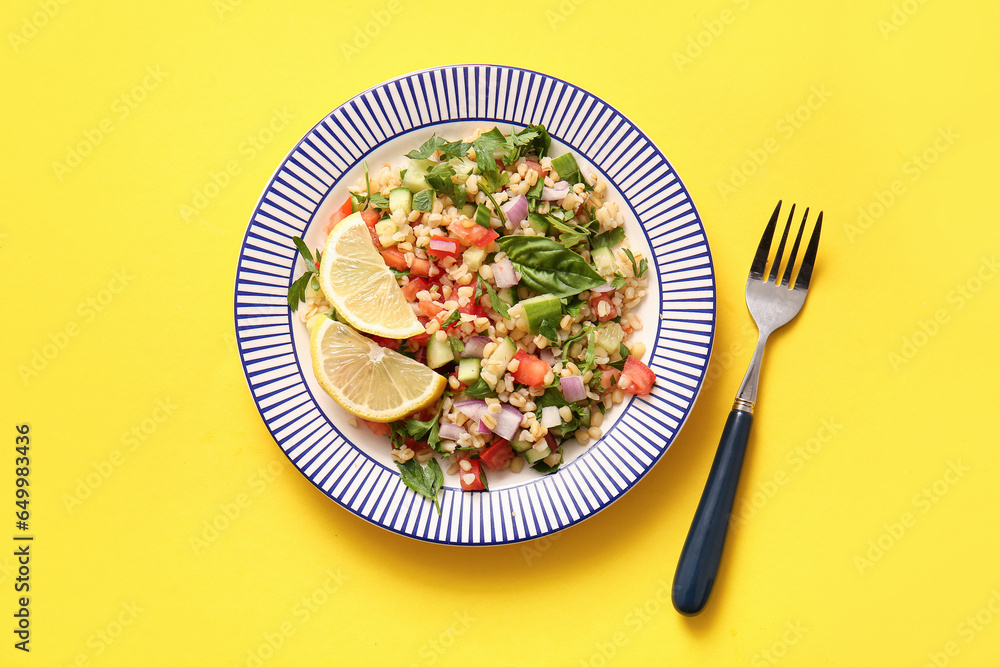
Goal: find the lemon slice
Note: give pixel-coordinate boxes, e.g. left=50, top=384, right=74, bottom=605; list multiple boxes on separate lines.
left=318, top=211, right=424, bottom=339
left=310, top=317, right=446, bottom=422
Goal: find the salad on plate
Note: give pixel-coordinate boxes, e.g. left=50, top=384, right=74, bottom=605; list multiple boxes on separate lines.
left=287, top=124, right=655, bottom=510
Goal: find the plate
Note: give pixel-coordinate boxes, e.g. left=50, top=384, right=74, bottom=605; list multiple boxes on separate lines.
left=234, top=65, right=715, bottom=545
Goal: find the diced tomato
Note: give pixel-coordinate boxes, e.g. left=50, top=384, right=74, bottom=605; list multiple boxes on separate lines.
left=590, top=294, right=617, bottom=322
left=480, top=439, right=514, bottom=472
left=459, top=300, right=487, bottom=319
left=459, top=458, right=487, bottom=491
left=362, top=419, right=391, bottom=436
left=418, top=300, right=444, bottom=318
left=369, top=335, right=401, bottom=350
left=408, top=330, right=431, bottom=346
left=410, top=256, right=432, bottom=277
left=404, top=437, right=430, bottom=453
left=380, top=247, right=408, bottom=272
left=401, top=277, right=428, bottom=302
left=447, top=220, right=499, bottom=248
left=599, top=367, right=622, bottom=391
left=512, top=349, right=549, bottom=387
left=325, top=197, right=353, bottom=234
left=619, top=356, right=655, bottom=395
left=525, top=159, right=545, bottom=178
left=361, top=208, right=381, bottom=247
left=428, top=236, right=461, bottom=259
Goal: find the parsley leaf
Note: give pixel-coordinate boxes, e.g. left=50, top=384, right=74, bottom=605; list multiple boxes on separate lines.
left=441, top=309, right=461, bottom=328
left=623, top=248, right=648, bottom=278
left=479, top=277, right=510, bottom=319
left=609, top=273, right=627, bottom=290
left=448, top=336, right=465, bottom=357
left=592, top=226, right=626, bottom=249
left=370, top=192, right=390, bottom=209
left=463, top=377, right=497, bottom=399
left=396, top=458, right=444, bottom=514
left=608, top=342, right=632, bottom=371
left=287, top=236, right=322, bottom=309
left=406, top=135, right=471, bottom=160
left=412, top=189, right=434, bottom=212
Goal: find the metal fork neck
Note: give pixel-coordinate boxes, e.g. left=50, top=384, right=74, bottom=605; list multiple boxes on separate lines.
left=733, top=331, right=771, bottom=413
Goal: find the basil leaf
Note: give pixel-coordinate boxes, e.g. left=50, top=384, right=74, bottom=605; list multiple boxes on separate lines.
left=609, top=273, right=626, bottom=290
left=496, top=236, right=606, bottom=298
left=592, top=227, right=625, bottom=249
left=550, top=153, right=583, bottom=185
left=369, top=192, right=390, bottom=209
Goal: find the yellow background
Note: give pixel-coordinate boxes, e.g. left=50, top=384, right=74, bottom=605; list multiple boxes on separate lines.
left=3, top=0, right=999, bottom=664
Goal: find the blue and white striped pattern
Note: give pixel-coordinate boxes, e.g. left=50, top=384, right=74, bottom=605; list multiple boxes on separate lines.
left=234, top=65, right=715, bottom=545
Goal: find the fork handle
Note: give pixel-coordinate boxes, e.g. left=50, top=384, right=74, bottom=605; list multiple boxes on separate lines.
left=672, top=408, right=753, bottom=616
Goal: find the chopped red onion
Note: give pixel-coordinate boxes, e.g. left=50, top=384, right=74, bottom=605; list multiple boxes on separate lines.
left=491, top=404, right=523, bottom=441
left=538, top=348, right=557, bottom=363
left=540, top=405, right=562, bottom=429
left=501, top=194, right=528, bottom=226
left=477, top=420, right=492, bottom=434
left=541, top=182, right=570, bottom=201
left=461, top=336, right=490, bottom=359
left=491, top=257, right=519, bottom=288
left=454, top=400, right=487, bottom=422
left=560, top=375, right=587, bottom=403
left=438, top=423, right=466, bottom=442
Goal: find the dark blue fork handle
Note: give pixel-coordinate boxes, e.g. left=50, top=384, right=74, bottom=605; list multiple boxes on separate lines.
left=672, top=408, right=753, bottom=616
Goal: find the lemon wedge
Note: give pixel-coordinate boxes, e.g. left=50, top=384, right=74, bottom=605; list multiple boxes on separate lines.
left=318, top=211, right=424, bottom=339
left=310, top=317, right=446, bottom=422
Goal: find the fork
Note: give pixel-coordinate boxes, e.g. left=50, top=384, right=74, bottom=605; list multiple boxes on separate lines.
left=672, top=201, right=822, bottom=616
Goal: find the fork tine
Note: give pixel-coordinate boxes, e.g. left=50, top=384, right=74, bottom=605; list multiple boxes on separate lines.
left=750, top=201, right=782, bottom=279
left=793, top=211, right=822, bottom=290
left=767, top=204, right=795, bottom=283
left=780, top=208, right=808, bottom=287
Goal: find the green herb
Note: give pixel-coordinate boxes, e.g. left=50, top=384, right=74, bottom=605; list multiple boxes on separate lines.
left=563, top=298, right=585, bottom=318
left=287, top=237, right=322, bottom=309
left=496, top=236, right=606, bottom=298
left=425, top=161, right=466, bottom=204
left=531, top=450, right=562, bottom=474
left=550, top=153, right=583, bottom=185
left=400, top=389, right=450, bottom=452
left=538, top=319, right=560, bottom=343
left=349, top=162, right=383, bottom=211
left=391, top=268, right=410, bottom=280
left=388, top=421, right=408, bottom=448
left=370, top=192, right=390, bottom=209
left=608, top=342, right=631, bottom=371
left=396, top=458, right=444, bottom=514
left=448, top=336, right=465, bottom=357
left=525, top=178, right=545, bottom=200
left=405, top=135, right=471, bottom=160
left=463, top=377, right=497, bottom=399
left=609, top=273, right=627, bottom=290
left=479, top=276, right=510, bottom=319
left=592, top=227, right=625, bottom=249
left=441, top=309, right=461, bottom=328
left=413, top=189, right=434, bottom=212
left=482, top=190, right=507, bottom=226
left=623, top=248, right=648, bottom=278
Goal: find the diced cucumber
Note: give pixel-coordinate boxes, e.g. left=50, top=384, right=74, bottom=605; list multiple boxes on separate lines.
left=461, top=203, right=477, bottom=219
left=524, top=445, right=551, bottom=464
left=497, top=287, right=517, bottom=307
left=509, top=439, right=533, bottom=454
left=594, top=322, right=625, bottom=355
left=542, top=450, right=563, bottom=467
left=427, top=334, right=454, bottom=369
left=519, top=294, right=563, bottom=335
left=457, top=357, right=481, bottom=384
left=474, top=204, right=492, bottom=229
left=463, top=245, right=487, bottom=272
left=485, top=337, right=517, bottom=374
left=527, top=212, right=549, bottom=235
left=451, top=157, right=478, bottom=178
left=401, top=158, right=434, bottom=192
left=388, top=188, right=412, bottom=216
left=592, top=245, right=616, bottom=278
